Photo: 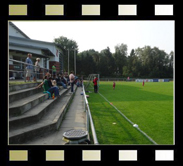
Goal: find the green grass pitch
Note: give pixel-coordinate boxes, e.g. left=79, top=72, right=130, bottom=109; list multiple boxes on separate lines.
left=86, top=81, right=174, bottom=145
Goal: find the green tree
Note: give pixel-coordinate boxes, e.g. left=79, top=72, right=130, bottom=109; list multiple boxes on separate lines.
left=127, top=49, right=136, bottom=77
left=168, top=51, right=174, bottom=78
left=114, top=43, right=128, bottom=76
left=77, top=50, right=96, bottom=76
left=100, top=47, right=115, bottom=76
left=54, top=36, right=78, bottom=73
left=134, top=46, right=173, bottom=78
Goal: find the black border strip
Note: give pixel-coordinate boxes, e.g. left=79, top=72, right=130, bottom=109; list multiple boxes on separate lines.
left=1, top=1, right=180, bottom=166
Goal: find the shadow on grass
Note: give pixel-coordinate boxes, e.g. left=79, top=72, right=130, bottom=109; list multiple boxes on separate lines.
left=94, top=115, right=153, bottom=145
left=91, top=101, right=153, bottom=144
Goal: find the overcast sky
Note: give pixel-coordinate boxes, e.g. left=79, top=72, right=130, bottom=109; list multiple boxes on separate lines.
left=11, top=20, right=174, bottom=55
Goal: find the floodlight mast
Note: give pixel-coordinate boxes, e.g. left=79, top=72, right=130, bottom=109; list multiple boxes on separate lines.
left=64, top=46, right=69, bottom=75
left=72, top=46, right=77, bottom=75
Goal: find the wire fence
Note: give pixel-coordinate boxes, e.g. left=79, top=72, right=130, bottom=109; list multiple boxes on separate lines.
left=9, top=59, right=56, bottom=82
left=99, top=77, right=173, bottom=81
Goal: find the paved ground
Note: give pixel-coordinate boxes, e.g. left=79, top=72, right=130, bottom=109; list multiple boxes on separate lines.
left=25, top=86, right=86, bottom=145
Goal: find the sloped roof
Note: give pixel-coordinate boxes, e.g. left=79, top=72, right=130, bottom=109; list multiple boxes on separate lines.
left=9, top=41, right=55, bottom=57
left=9, top=22, right=30, bottom=39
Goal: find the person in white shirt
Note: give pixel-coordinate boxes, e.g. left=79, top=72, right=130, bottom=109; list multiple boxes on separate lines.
left=69, top=71, right=75, bottom=93
left=34, top=58, right=40, bottom=81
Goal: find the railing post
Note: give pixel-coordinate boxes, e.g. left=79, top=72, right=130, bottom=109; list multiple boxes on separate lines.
left=9, top=59, right=49, bottom=83
left=87, top=109, right=89, bottom=133
left=24, top=68, right=26, bottom=82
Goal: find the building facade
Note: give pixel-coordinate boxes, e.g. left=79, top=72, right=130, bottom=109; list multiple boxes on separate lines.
left=9, top=22, right=63, bottom=79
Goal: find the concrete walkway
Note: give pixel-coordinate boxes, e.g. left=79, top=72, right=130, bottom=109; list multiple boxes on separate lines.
left=26, top=86, right=86, bottom=145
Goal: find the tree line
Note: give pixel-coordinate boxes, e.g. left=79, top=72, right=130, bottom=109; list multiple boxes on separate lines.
left=55, top=36, right=173, bottom=78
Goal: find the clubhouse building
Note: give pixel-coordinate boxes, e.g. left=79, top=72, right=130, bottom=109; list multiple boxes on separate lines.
left=9, top=21, right=63, bottom=79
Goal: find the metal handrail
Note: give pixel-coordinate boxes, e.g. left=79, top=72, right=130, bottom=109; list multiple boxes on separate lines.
left=82, top=85, right=99, bottom=145
left=9, top=59, right=50, bottom=71
left=9, top=59, right=56, bottom=82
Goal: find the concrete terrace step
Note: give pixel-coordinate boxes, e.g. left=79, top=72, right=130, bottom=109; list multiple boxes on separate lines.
left=24, top=86, right=86, bottom=145
left=9, top=86, right=76, bottom=144
left=9, top=87, right=43, bottom=103
left=9, top=92, right=48, bottom=117
left=9, top=83, right=40, bottom=92
left=9, top=87, right=70, bottom=131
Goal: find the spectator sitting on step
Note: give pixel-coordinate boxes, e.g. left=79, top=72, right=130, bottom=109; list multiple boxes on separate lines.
left=61, top=75, right=67, bottom=85
left=47, top=80, right=60, bottom=99
left=48, top=76, right=53, bottom=88
left=35, top=75, right=50, bottom=92
left=73, top=76, right=79, bottom=85
left=76, top=79, right=79, bottom=87
left=56, top=74, right=61, bottom=83
left=76, top=79, right=82, bottom=87
left=52, top=74, right=57, bottom=80
left=66, top=75, right=70, bottom=86
left=56, top=74, right=67, bottom=89
left=63, top=74, right=68, bottom=86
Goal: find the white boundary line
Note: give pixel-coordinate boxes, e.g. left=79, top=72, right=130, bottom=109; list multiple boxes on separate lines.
left=98, top=92, right=158, bottom=145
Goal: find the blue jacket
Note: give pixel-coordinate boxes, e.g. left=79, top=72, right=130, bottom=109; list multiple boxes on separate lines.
left=26, top=57, right=33, bottom=69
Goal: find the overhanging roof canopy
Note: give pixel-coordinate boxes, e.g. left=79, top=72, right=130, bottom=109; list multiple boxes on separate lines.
left=9, top=49, right=49, bottom=59
left=9, top=42, right=55, bottom=57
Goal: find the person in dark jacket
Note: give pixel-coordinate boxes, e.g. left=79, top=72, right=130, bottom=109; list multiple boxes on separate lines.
left=56, top=74, right=67, bottom=89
